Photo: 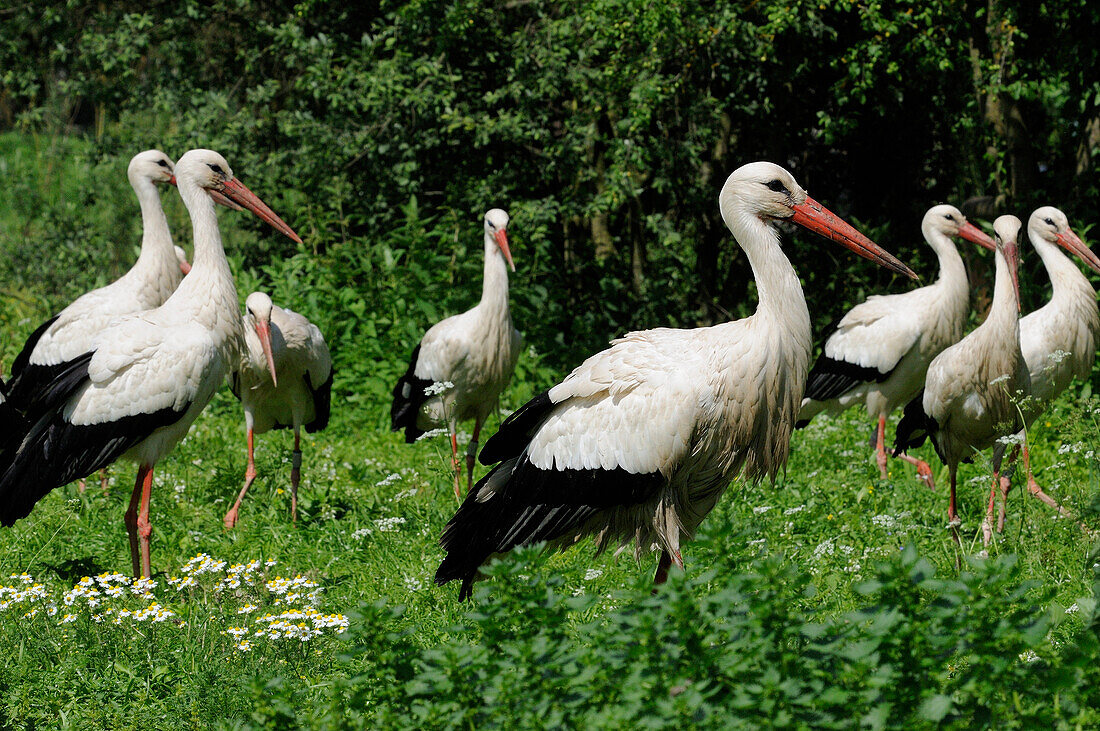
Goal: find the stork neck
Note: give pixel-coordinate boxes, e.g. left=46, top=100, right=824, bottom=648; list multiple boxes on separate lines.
left=1031, top=235, right=1095, bottom=302
left=173, top=180, right=236, bottom=309
left=732, top=213, right=810, bottom=342
left=987, top=248, right=1019, bottom=333
left=480, top=237, right=511, bottom=313
left=926, top=228, right=968, bottom=292
left=132, top=177, right=175, bottom=268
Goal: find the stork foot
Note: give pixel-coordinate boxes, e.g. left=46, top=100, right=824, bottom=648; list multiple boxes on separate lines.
left=224, top=471, right=256, bottom=530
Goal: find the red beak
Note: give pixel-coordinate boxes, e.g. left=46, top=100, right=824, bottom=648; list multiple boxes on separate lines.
left=790, top=196, right=918, bottom=280
left=1056, top=228, right=1100, bottom=275
left=210, top=190, right=245, bottom=211
left=254, top=319, right=278, bottom=387
left=220, top=178, right=303, bottom=244
left=179, top=259, right=192, bottom=275
left=957, top=221, right=997, bottom=252
left=1003, top=238, right=1021, bottom=312
left=495, top=228, right=515, bottom=272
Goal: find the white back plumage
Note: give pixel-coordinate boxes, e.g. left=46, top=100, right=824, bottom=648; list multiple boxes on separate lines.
left=27, top=150, right=183, bottom=368
left=1019, top=206, right=1100, bottom=404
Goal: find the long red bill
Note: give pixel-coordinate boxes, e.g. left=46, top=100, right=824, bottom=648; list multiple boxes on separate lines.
left=220, top=178, right=303, bottom=244
left=1002, top=238, right=1021, bottom=312
left=790, top=196, right=918, bottom=280
left=1056, top=228, right=1100, bottom=275
left=495, top=229, right=515, bottom=272
left=210, top=190, right=245, bottom=211
left=957, top=221, right=997, bottom=252
left=255, top=319, right=278, bottom=387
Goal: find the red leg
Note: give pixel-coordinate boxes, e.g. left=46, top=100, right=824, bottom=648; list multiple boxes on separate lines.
left=896, top=452, right=936, bottom=489
left=125, top=465, right=151, bottom=577
left=465, top=418, right=483, bottom=496
left=997, top=445, right=1019, bottom=533
left=99, top=467, right=109, bottom=494
left=290, top=428, right=301, bottom=523
left=136, top=465, right=155, bottom=578
left=77, top=478, right=87, bottom=494
left=224, top=427, right=257, bottom=529
left=875, top=414, right=889, bottom=479
left=449, top=428, right=461, bottom=500
left=1022, top=445, right=1091, bottom=533
left=948, top=466, right=961, bottom=548
left=983, top=470, right=1000, bottom=547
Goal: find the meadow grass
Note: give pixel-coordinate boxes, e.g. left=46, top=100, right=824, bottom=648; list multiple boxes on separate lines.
left=2, top=131, right=1100, bottom=727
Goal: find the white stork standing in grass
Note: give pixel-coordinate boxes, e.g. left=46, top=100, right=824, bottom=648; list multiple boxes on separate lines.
left=434, top=161, right=918, bottom=601
left=894, top=215, right=1028, bottom=547
left=3, top=150, right=237, bottom=413
left=223, top=292, right=333, bottom=529
left=796, top=205, right=996, bottom=486
left=0, top=149, right=301, bottom=577
left=993, top=206, right=1100, bottom=532
left=391, top=208, right=522, bottom=498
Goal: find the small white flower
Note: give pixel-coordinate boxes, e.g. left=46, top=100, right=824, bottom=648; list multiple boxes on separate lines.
left=374, top=517, right=406, bottom=532
left=989, top=374, right=1011, bottom=386
left=351, top=527, right=373, bottom=540
left=1066, top=602, right=1080, bottom=614
left=423, top=381, right=455, bottom=396
left=997, top=433, right=1025, bottom=446
left=752, top=506, right=772, bottom=515
left=415, top=428, right=449, bottom=442
left=375, top=473, right=401, bottom=487
left=1018, top=650, right=1040, bottom=663
left=404, top=575, right=424, bottom=592
left=583, top=568, right=603, bottom=581
left=783, top=505, right=805, bottom=515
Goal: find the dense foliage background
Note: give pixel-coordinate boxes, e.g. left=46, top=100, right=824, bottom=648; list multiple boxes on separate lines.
left=3, top=2, right=1100, bottom=727
left=3, top=0, right=1099, bottom=399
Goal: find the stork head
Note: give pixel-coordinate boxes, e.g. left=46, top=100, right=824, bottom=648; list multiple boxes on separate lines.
left=175, top=149, right=302, bottom=244
left=1028, top=206, right=1100, bottom=275
left=174, top=245, right=191, bottom=275
left=922, top=204, right=996, bottom=251
left=719, top=161, right=917, bottom=280
left=128, top=150, right=176, bottom=187
left=484, top=208, right=514, bottom=271
left=245, top=291, right=278, bottom=387
left=993, top=214, right=1022, bottom=311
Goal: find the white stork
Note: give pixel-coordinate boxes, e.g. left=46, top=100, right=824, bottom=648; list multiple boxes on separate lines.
left=391, top=208, right=522, bottom=498
left=223, top=292, right=333, bottom=529
left=894, top=215, right=1026, bottom=546
left=0, top=149, right=301, bottom=577
left=3, top=150, right=235, bottom=411
left=993, top=206, right=1100, bottom=531
left=435, top=161, right=918, bottom=600
left=797, top=205, right=996, bottom=486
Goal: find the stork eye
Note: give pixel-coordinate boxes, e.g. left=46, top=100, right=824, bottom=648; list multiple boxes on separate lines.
left=156, top=159, right=171, bottom=169
left=1044, top=217, right=1054, bottom=226
left=207, top=163, right=226, bottom=175
left=764, top=179, right=789, bottom=194
left=486, top=219, right=495, bottom=229
left=943, top=214, right=955, bottom=221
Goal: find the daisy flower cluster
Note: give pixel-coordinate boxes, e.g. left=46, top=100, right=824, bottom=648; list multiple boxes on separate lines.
left=0, top=556, right=349, bottom=654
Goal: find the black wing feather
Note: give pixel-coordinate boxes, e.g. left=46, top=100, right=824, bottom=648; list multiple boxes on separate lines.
left=803, top=354, right=891, bottom=402
left=478, top=389, right=554, bottom=465
left=0, top=354, right=185, bottom=526
left=4, top=315, right=64, bottom=410
left=892, top=389, right=944, bottom=463
left=304, top=368, right=333, bottom=434
left=435, top=454, right=664, bottom=601
left=390, top=344, right=433, bottom=443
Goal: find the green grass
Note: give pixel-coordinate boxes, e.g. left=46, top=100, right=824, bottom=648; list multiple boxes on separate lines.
left=3, top=130, right=1100, bottom=727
